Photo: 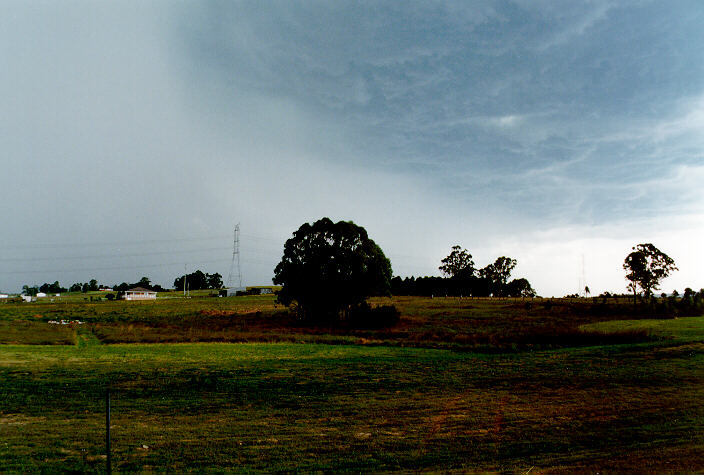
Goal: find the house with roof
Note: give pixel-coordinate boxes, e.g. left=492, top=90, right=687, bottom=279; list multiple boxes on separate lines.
left=124, top=287, right=157, bottom=301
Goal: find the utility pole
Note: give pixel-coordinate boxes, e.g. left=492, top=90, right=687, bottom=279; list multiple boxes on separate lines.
left=183, top=264, right=187, bottom=297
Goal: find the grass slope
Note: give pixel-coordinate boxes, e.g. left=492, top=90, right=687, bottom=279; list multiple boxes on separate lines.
left=1, top=342, right=704, bottom=470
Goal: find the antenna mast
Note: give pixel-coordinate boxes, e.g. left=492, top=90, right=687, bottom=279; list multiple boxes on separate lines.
left=227, top=224, right=242, bottom=288
left=579, top=254, right=588, bottom=297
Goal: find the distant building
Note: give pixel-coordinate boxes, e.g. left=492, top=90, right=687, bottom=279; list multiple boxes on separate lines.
left=124, top=287, right=157, bottom=300
left=221, top=287, right=247, bottom=297
left=0, top=294, right=8, bottom=299
left=36, top=292, right=47, bottom=298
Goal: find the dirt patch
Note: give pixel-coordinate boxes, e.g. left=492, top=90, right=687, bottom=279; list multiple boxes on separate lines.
left=0, top=359, right=27, bottom=366
left=198, top=310, right=237, bottom=317
left=0, top=415, right=46, bottom=426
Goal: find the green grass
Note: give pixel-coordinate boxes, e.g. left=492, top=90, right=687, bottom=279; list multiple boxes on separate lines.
left=2, top=341, right=704, bottom=471
left=0, top=320, right=77, bottom=345
left=1, top=297, right=704, bottom=471
left=582, top=316, right=704, bottom=342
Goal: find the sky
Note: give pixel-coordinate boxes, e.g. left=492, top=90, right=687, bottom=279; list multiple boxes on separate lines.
left=1, top=0, right=703, bottom=296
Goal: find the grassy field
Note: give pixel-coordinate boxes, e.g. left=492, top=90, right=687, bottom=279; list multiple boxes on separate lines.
left=1, top=296, right=703, bottom=471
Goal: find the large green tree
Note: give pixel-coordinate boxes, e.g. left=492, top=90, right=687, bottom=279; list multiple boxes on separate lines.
left=439, top=245, right=475, bottom=278
left=273, top=218, right=392, bottom=323
left=624, top=243, right=677, bottom=303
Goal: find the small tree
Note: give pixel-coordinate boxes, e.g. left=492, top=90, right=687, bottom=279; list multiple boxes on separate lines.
left=623, top=243, right=678, bottom=304
left=273, top=218, right=392, bottom=324
left=22, top=285, right=38, bottom=296
left=208, top=272, right=223, bottom=289
left=506, top=278, right=536, bottom=298
left=88, top=279, right=99, bottom=292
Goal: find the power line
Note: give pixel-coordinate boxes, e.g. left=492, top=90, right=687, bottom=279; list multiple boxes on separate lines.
left=2, top=234, right=234, bottom=251
left=0, top=247, right=232, bottom=263
left=3, top=231, right=287, bottom=251
left=0, top=258, right=231, bottom=276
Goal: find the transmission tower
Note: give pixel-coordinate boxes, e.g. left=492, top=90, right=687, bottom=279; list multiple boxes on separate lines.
left=227, top=224, right=242, bottom=288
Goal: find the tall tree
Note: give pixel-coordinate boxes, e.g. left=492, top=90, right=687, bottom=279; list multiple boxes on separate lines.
left=439, top=246, right=475, bottom=278
left=624, top=243, right=677, bottom=303
left=273, top=218, right=392, bottom=324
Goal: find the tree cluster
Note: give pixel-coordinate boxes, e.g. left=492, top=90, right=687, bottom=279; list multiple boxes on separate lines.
left=69, top=279, right=100, bottom=293
left=173, top=270, right=223, bottom=291
left=23, top=281, right=71, bottom=295
left=393, top=246, right=535, bottom=298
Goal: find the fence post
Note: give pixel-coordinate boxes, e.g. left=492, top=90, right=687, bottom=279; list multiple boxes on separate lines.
left=106, top=387, right=111, bottom=474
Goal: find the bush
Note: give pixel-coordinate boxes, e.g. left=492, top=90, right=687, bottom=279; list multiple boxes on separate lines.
left=105, top=293, right=115, bottom=301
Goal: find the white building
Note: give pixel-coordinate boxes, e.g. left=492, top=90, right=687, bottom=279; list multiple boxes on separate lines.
left=124, top=287, right=157, bottom=301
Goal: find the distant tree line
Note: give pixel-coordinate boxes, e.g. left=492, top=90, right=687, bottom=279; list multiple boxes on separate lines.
left=113, top=277, right=167, bottom=293
left=391, top=246, right=536, bottom=298
left=21, top=271, right=225, bottom=296
left=173, top=270, right=223, bottom=291
left=22, top=281, right=68, bottom=296
left=22, top=276, right=168, bottom=295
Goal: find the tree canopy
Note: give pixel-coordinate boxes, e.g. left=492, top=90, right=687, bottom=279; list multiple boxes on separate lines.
left=624, top=243, right=677, bottom=301
left=273, top=218, right=392, bottom=323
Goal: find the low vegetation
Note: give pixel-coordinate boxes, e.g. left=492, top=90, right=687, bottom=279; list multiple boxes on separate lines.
left=0, top=295, right=659, bottom=350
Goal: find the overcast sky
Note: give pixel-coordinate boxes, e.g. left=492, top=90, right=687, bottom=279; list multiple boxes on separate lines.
left=2, top=1, right=703, bottom=296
